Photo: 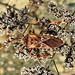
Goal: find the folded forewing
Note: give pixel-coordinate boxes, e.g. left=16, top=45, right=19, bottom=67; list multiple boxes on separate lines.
left=27, top=34, right=63, bottom=49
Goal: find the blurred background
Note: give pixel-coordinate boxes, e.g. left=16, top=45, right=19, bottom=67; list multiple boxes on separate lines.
left=0, top=0, right=75, bottom=75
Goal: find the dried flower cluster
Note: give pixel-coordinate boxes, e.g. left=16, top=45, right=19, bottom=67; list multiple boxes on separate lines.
left=0, top=0, right=75, bottom=75
left=21, top=65, right=54, bottom=75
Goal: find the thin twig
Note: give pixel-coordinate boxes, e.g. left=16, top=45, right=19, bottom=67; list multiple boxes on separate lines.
left=0, top=26, right=12, bottom=36
left=0, top=1, right=19, bottom=11
left=23, top=24, right=30, bottom=34
left=47, top=53, right=56, bottom=69
left=53, top=60, right=60, bottom=75
left=0, top=1, right=36, bottom=19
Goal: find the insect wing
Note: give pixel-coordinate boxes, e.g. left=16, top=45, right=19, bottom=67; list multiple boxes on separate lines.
left=27, top=34, right=63, bottom=49
left=43, top=37, right=63, bottom=48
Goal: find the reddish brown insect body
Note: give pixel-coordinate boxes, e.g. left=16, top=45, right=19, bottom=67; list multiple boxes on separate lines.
left=27, top=34, right=63, bottom=49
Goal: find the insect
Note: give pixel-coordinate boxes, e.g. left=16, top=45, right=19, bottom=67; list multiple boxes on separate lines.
left=27, top=34, right=63, bottom=49
left=0, top=19, right=68, bottom=59
left=0, top=2, right=74, bottom=75
left=26, top=34, right=63, bottom=59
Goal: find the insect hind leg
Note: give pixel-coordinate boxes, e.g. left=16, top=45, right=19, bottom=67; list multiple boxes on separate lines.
left=38, top=50, right=55, bottom=59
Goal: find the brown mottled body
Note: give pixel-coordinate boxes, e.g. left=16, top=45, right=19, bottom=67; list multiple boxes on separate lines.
left=27, top=34, right=63, bottom=49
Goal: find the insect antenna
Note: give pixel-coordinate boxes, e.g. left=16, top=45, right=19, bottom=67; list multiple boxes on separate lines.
left=0, top=41, right=11, bottom=50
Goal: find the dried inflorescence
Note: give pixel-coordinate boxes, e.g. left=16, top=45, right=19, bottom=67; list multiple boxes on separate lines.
left=21, top=65, right=54, bottom=75
left=0, top=5, right=29, bottom=34
left=0, top=0, right=75, bottom=75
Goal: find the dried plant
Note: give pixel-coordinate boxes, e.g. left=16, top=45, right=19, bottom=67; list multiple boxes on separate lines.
left=0, top=0, right=75, bottom=75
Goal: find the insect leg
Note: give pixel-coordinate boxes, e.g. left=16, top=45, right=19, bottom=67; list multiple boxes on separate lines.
left=29, top=48, right=37, bottom=58
left=18, top=44, right=26, bottom=51
left=29, top=48, right=34, bottom=54
left=38, top=50, right=55, bottom=59
left=37, top=49, right=40, bottom=57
